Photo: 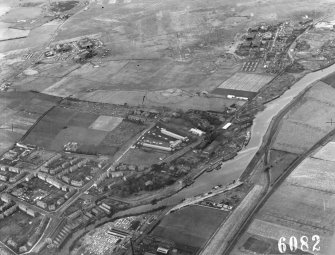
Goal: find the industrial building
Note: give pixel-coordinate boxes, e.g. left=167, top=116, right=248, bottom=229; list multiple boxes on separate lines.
left=107, top=228, right=130, bottom=239
left=189, top=128, right=206, bottom=136
left=157, top=247, right=169, bottom=254
left=170, top=140, right=182, bottom=148
left=160, top=128, right=188, bottom=141
left=222, top=123, right=232, bottom=130
left=142, top=142, right=173, bottom=152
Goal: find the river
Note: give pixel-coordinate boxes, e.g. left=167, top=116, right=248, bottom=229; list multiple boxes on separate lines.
left=111, top=63, right=335, bottom=216
left=65, top=64, right=335, bottom=254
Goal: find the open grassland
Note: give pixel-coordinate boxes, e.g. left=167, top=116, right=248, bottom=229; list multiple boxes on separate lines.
left=273, top=82, right=335, bottom=154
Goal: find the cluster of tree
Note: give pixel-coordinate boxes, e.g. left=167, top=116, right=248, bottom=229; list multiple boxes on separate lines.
left=117, top=172, right=177, bottom=196
left=199, top=111, right=223, bottom=126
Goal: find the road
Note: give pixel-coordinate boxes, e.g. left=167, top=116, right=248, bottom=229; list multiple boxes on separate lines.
left=167, top=180, right=243, bottom=214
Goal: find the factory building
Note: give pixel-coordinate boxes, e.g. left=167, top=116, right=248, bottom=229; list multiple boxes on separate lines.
left=189, top=128, right=206, bottom=136
left=222, top=123, right=232, bottom=130
left=170, top=140, right=182, bottom=148
left=157, top=247, right=169, bottom=254
left=160, top=128, right=188, bottom=141
left=142, top=142, right=173, bottom=152
left=107, top=228, right=130, bottom=239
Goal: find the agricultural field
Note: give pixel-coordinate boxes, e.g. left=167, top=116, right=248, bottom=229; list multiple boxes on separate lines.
left=89, top=116, right=123, bottom=132
left=286, top=157, right=335, bottom=194
left=237, top=234, right=312, bottom=255
left=216, top=73, right=274, bottom=92
left=151, top=205, right=228, bottom=252
left=0, top=27, right=29, bottom=41
left=258, top=183, right=335, bottom=233
left=0, top=91, right=59, bottom=155
left=7, top=0, right=334, bottom=107
left=272, top=81, right=335, bottom=154
left=241, top=235, right=273, bottom=254
left=312, top=141, right=335, bottom=162
left=23, top=105, right=144, bottom=155
left=271, top=119, right=326, bottom=154
left=81, top=89, right=240, bottom=111
left=232, top=141, right=335, bottom=255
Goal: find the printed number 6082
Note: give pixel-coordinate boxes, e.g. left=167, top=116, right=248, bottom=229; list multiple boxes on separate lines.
left=278, top=235, right=320, bottom=253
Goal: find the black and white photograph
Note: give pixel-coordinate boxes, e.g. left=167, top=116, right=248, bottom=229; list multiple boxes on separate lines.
left=0, top=0, right=334, bottom=254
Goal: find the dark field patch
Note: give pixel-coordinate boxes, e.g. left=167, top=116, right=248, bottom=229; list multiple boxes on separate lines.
left=100, top=121, right=145, bottom=147
left=151, top=205, right=228, bottom=251
left=0, top=211, right=42, bottom=247
left=321, top=72, right=335, bottom=88
left=243, top=237, right=271, bottom=254
left=50, top=1, right=79, bottom=12
left=268, top=149, right=298, bottom=184
left=49, top=126, right=108, bottom=151
left=23, top=106, right=143, bottom=155
left=241, top=234, right=313, bottom=255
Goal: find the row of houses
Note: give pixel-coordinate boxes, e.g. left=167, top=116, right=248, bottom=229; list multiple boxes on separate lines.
left=36, top=188, right=76, bottom=211
left=0, top=200, right=14, bottom=213
left=44, top=157, right=87, bottom=176
left=18, top=202, right=36, bottom=217
left=0, top=204, right=18, bottom=220
left=52, top=205, right=107, bottom=248
left=0, top=172, right=27, bottom=184
left=0, top=164, right=21, bottom=173
left=61, top=176, right=84, bottom=187
left=36, top=172, right=70, bottom=191
left=94, top=170, right=124, bottom=187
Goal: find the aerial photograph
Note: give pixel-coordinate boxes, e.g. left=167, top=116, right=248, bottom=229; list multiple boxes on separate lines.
left=1, top=0, right=335, bottom=254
